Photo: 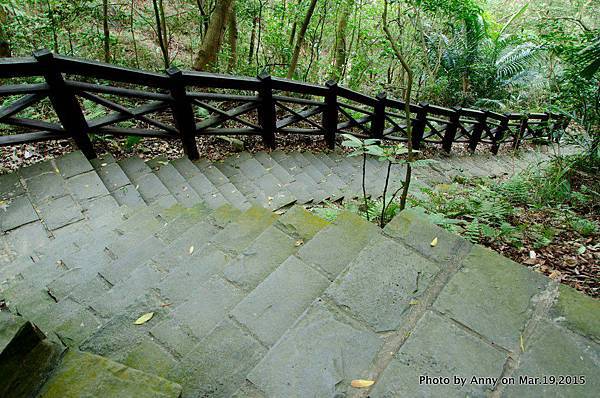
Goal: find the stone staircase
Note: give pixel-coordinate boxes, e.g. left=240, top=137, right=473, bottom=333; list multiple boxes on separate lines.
left=1, top=148, right=597, bottom=397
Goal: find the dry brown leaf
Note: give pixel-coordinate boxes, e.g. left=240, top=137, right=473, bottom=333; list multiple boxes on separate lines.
left=430, top=237, right=438, bottom=247
left=351, top=379, right=375, bottom=388
left=134, top=312, right=154, bottom=325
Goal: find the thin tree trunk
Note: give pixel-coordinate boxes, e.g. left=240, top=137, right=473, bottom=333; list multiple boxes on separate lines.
left=383, top=0, right=414, bottom=211
left=196, top=0, right=210, bottom=37
left=46, top=0, right=59, bottom=53
left=103, top=0, right=110, bottom=62
left=152, top=0, right=170, bottom=68
left=0, top=6, right=10, bottom=57
left=193, top=0, right=235, bottom=71
left=227, top=4, right=238, bottom=72
left=248, top=16, right=257, bottom=64
left=130, top=0, right=140, bottom=68
left=287, top=0, right=318, bottom=79
left=332, top=0, right=353, bottom=81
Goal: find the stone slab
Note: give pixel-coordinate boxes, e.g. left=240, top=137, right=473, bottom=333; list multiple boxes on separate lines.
left=434, top=244, right=548, bottom=350
left=370, top=311, right=507, bottom=398
left=157, top=246, right=230, bottom=303
left=170, top=318, right=267, bottom=398
left=26, top=172, right=67, bottom=204
left=155, top=163, right=202, bottom=208
left=550, top=284, right=600, bottom=342
left=164, top=275, right=244, bottom=341
left=38, top=350, right=182, bottom=398
left=231, top=255, right=330, bottom=346
left=0, top=195, right=38, bottom=231
left=112, top=184, right=146, bottom=207
left=54, top=151, right=93, bottom=178
left=37, top=195, right=84, bottom=231
left=326, top=234, right=441, bottom=332
left=65, top=171, right=110, bottom=202
left=95, top=162, right=131, bottom=192
left=222, top=223, right=299, bottom=289
left=503, top=320, right=599, bottom=398
left=384, top=207, right=473, bottom=264
left=210, top=206, right=278, bottom=253
left=276, top=205, right=329, bottom=241
left=0, top=172, right=25, bottom=199
left=247, top=301, right=382, bottom=397
left=297, top=211, right=379, bottom=279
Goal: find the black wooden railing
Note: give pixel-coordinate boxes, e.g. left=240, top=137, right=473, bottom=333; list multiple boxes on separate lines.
left=0, top=50, right=568, bottom=160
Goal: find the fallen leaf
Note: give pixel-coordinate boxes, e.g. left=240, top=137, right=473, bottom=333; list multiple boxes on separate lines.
left=189, top=246, right=194, bottom=255
left=101, top=163, right=108, bottom=167
left=520, top=334, right=525, bottom=352
left=134, top=312, right=154, bottom=325
left=549, top=270, right=562, bottom=280
left=295, top=239, right=304, bottom=247
left=409, top=299, right=419, bottom=305
left=577, top=246, right=586, bottom=255
left=351, top=379, right=375, bottom=388
left=430, top=237, right=438, bottom=247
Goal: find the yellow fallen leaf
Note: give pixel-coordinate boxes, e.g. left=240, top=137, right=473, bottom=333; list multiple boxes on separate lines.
left=430, top=237, right=438, bottom=247
left=351, top=379, right=375, bottom=388
left=409, top=299, right=419, bottom=305
left=295, top=240, right=304, bottom=247
left=520, top=334, right=525, bottom=352
left=189, top=246, right=194, bottom=255
left=134, top=312, right=154, bottom=325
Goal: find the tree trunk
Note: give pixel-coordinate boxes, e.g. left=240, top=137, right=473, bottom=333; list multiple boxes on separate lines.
left=383, top=0, right=414, bottom=212
left=332, top=0, right=353, bottom=81
left=103, top=0, right=110, bottom=62
left=196, top=0, right=210, bottom=37
left=248, top=16, right=257, bottom=63
left=193, top=0, right=235, bottom=71
left=287, top=0, right=318, bottom=79
left=227, top=4, right=238, bottom=72
left=0, top=6, right=10, bottom=57
left=152, top=0, right=170, bottom=69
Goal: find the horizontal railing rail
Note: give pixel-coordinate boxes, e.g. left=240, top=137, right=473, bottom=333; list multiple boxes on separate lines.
left=0, top=49, right=569, bottom=160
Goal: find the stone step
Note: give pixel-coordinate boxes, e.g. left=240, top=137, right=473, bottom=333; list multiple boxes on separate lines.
left=0, top=311, right=64, bottom=397
left=37, top=349, right=182, bottom=398
left=118, top=157, right=178, bottom=207
left=91, top=153, right=147, bottom=208
left=152, top=162, right=203, bottom=208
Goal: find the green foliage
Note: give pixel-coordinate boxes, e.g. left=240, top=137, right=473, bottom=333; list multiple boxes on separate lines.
left=411, top=150, right=598, bottom=249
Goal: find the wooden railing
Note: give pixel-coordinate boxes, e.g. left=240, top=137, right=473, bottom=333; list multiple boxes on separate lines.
left=0, top=50, right=568, bottom=160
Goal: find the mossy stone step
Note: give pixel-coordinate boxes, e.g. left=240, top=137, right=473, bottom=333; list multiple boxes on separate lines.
left=38, top=350, right=182, bottom=398
left=0, top=311, right=64, bottom=398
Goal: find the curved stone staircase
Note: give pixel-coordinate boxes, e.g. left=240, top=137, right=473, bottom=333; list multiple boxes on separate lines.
left=0, top=149, right=598, bottom=397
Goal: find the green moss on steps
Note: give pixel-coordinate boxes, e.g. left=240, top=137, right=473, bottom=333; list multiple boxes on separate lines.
left=551, top=284, right=600, bottom=342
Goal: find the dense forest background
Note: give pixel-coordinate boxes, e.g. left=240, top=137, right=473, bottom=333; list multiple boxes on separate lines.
left=0, top=0, right=598, bottom=124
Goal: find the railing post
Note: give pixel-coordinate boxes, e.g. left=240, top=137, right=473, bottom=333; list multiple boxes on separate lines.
left=371, top=92, right=386, bottom=139
left=258, top=72, right=276, bottom=149
left=490, top=113, right=508, bottom=155
left=411, top=102, right=428, bottom=150
left=33, top=49, right=96, bottom=159
left=468, top=111, right=486, bottom=153
left=514, top=114, right=528, bottom=150
left=166, top=67, right=200, bottom=160
left=323, top=80, right=338, bottom=149
left=442, top=106, right=460, bottom=153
